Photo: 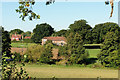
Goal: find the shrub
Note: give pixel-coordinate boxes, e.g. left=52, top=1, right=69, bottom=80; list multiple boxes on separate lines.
left=14, top=52, right=22, bottom=62
left=25, top=44, right=44, bottom=62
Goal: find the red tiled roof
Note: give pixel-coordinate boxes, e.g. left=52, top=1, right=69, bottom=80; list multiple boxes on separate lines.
left=43, top=37, right=66, bottom=42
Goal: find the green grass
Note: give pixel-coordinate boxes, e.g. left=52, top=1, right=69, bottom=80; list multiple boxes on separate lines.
left=11, top=43, right=35, bottom=48
left=20, top=64, right=118, bottom=78
left=86, top=49, right=101, bottom=58
left=84, top=44, right=103, bottom=46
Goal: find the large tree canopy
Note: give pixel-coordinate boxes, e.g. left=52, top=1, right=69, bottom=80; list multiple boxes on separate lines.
left=68, top=20, right=92, bottom=44
left=92, top=22, right=120, bottom=44
left=52, top=29, right=67, bottom=37
left=31, top=23, right=54, bottom=43
left=9, top=29, right=24, bottom=35
left=24, top=31, right=31, bottom=37
left=97, top=32, right=120, bottom=67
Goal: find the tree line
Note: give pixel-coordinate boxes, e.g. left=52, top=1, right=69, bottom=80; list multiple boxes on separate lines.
left=7, top=19, right=120, bottom=67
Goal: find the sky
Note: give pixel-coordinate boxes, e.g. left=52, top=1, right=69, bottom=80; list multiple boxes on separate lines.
left=0, top=1, right=119, bottom=32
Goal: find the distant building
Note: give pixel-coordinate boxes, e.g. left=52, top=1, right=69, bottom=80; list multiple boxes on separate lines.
left=42, top=37, right=67, bottom=46
left=11, top=33, right=22, bottom=41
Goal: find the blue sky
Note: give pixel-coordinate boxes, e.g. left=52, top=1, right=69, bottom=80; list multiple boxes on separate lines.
left=0, top=1, right=118, bottom=32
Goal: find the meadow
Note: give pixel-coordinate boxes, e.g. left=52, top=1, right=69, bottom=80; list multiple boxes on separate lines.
left=20, top=64, right=118, bottom=78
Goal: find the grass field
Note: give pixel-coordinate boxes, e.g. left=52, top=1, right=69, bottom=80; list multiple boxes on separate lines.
left=20, top=64, right=118, bottom=78
left=86, top=49, right=101, bottom=58
left=11, top=43, right=35, bottom=48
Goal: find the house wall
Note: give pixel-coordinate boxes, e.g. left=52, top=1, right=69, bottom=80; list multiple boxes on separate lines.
left=52, top=41, right=66, bottom=46
left=42, top=39, right=48, bottom=45
left=42, top=38, right=67, bottom=46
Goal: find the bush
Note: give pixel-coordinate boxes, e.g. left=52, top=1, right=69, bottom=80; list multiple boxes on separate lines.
left=14, top=52, right=22, bottom=62
left=25, top=43, right=54, bottom=64
left=39, top=42, right=54, bottom=64
left=25, top=44, right=44, bottom=62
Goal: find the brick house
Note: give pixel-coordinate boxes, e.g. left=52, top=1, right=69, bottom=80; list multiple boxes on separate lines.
left=11, top=33, right=22, bottom=41
left=42, top=37, right=67, bottom=46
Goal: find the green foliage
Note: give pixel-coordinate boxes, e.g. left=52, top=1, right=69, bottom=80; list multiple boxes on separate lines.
left=9, top=29, right=24, bottom=35
left=16, top=0, right=40, bottom=21
left=68, top=20, right=92, bottom=44
left=25, top=44, right=44, bottom=62
left=31, top=23, right=54, bottom=43
left=2, top=61, right=30, bottom=80
left=52, top=29, right=67, bottom=37
left=58, top=45, right=70, bottom=57
left=2, top=27, right=30, bottom=79
left=25, top=43, right=53, bottom=64
left=24, top=31, right=31, bottom=37
left=14, top=52, right=22, bottom=62
left=92, top=22, right=120, bottom=44
left=39, top=47, right=53, bottom=64
left=2, top=28, right=11, bottom=58
left=67, top=33, right=89, bottom=64
left=11, top=43, right=35, bottom=48
left=97, top=32, right=120, bottom=67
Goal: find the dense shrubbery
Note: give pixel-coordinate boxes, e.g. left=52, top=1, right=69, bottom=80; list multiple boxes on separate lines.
left=25, top=41, right=54, bottom=64
left=58, top=33, right=89, bottom=65
left=97, top=32, right=120, bottom=68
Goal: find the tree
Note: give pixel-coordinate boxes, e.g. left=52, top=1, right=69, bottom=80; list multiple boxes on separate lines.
left=67, top=33, right=89, bottom=64
left=39, top=41, right=53, bottom=64
left=68, top=20, right=92, bottom=44
left=92, top=22, right=120, bottom=44
left=9, top=29, right=24, bottom=35
left=25, top=44, right=45, bottom=62
left=2, top=27, right=11, bottom=57
left=31, top=23, right=54, bottom=43
left=97, top=32, right=120, bottom=67
left=52, top=29, right=67, bottom=37
left=1, top=27, right=30, bottom=79
left=24, top=31, right=31, bottom=36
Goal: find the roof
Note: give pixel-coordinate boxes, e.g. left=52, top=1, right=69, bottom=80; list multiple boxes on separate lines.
left=43, top=37, right=67, bottom=42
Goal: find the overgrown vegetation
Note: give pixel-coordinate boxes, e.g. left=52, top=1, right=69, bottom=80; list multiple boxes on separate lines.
left=97, top=32, right=120, bottom=68
left=2, top=27, right=30, bottom=79
left=24, top=41, right=53, bottom=64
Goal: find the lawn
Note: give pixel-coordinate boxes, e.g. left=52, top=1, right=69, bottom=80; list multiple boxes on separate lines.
left=86, top=49, right=101, bottom=58
left=11, top=43, right=35, bottom=48
left=20, top=64, right=118, bottom=78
